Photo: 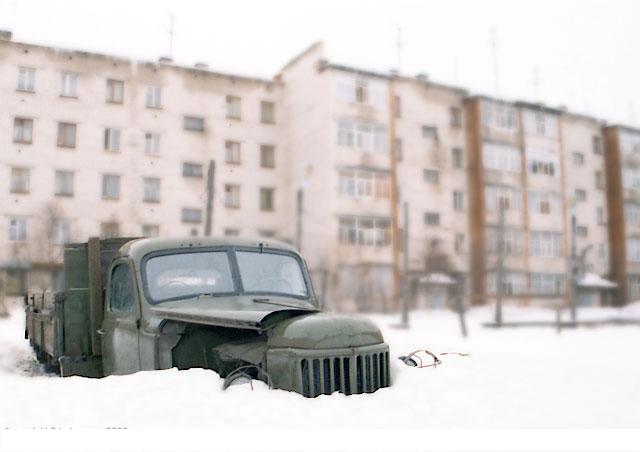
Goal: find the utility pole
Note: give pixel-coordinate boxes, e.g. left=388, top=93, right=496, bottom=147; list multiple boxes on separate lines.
left=204, top=160, right=215, bottom=237
left=401, top=201, right=410, bottom=327
left=295, top=188, right=303, bottom=251
left=570, top=214, right=577, bottom=323
left=494, top=205, right=506, bottom=326
left=388, top=76, right=401, bottom=311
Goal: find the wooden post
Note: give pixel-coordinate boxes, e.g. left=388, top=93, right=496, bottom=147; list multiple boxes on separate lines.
left=388, top=77, right=401, bottom=311
left=204, top=160, right=215, bottom=237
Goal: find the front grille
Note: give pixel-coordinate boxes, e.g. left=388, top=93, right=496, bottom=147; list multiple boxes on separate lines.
left=300, top=351, right=390, bottom=397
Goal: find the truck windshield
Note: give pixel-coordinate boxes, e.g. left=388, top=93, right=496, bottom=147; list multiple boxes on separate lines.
left=145, top=251, right=234, bottom=302
left=144, top=249, right=308, bottom=303
left=236, top=251, right=308, bottom=298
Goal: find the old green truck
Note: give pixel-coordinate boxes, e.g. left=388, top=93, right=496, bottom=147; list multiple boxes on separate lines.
left=25, top=237, right=390, bottom=397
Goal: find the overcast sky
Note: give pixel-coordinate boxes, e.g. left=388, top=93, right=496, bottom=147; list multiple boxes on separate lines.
left=1, top=0, right=638, bottom=126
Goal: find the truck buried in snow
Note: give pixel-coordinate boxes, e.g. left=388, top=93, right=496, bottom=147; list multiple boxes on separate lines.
left=25, top=237, right=390, bottom=397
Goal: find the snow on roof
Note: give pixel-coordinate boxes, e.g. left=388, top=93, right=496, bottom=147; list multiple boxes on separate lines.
left=577, top=272, right=617, bottom=289
left=419, top=272, right=457, bottom=285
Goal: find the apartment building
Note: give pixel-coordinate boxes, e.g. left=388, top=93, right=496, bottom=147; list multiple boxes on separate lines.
left=603, top=125, right=640, bottom=304
left=277, top=43, right=469, bottom=311
left=465, top=97, right=613, bottom=307
left=0, top=33, right=288, bottom=294
left=0, top=31, right=633, bottom=308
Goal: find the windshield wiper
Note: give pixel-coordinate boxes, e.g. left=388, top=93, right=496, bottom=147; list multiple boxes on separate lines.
left=252, top=298, right=314, bottom=310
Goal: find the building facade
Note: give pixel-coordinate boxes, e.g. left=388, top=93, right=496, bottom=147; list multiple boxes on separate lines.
left=0, top=32, right=635, bottom=308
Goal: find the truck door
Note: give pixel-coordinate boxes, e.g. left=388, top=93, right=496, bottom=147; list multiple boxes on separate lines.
left=101, top=260, right=141, bottom=375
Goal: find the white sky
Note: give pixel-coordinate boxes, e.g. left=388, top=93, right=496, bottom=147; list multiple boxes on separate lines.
left=1, top=0, right=638, bottom=127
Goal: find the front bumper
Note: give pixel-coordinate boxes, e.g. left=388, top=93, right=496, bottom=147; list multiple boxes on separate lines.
left=266, top=343, right=390, bottom=397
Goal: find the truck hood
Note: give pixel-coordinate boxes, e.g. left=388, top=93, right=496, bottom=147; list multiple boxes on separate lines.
left=150, top=295, right=318, bottom=332
left=267, top=313, right=385, bottom=349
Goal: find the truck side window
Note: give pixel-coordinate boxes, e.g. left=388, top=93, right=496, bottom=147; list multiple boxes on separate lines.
left=109, top=264, right=134, bottom=314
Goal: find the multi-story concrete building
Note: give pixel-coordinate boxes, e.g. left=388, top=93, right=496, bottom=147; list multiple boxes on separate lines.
left=278, top=43, right=469, bottom=311
left=0, top=32, right=288, bottom=295
left=0, top=31, right=633, bottom=308
left=465, top=97, right=614, bottom=307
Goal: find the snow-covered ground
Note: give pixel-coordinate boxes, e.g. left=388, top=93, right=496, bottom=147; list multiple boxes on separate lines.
left=1, top=301, right=640, bottom=428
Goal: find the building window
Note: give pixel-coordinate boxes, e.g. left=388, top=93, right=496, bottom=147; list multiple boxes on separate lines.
left=260, top=101, right=275, bottom=124
left=422, top=125, right=439, bottom=140
left=573, top=152, right=585, bottom=165
left=181, top=208, right=203, bottom=224
left=258, top=230, right=276, bottom=238
left=224, top=184, right=240, bottom=208
left=106, top=79, right=124, bottom=103
left=8, top=217, right=27, bottom=241
left=146, top=86, right=162, bottom=108
left=143, top=177, right=161, bottom=203
left=338, top=216, right=391, bottom=247
left=102, top=174, right=121, bottom=200
left=424, top=212, right=440, bottom=226
left=100, top=222, right=120, bottom=239
left=60, top=72, right=78, bottom=97
left=260, top=144, right=275, bottom=168
left=395, top=138, right=403, bottom=161
left=337, top=119, right=388, bottom=152
left=259, top=187, right=275, bottom=211
left=534, top=113, right=546, bottom=136
left=595, top=170, right=605, bottom=189
left=482, top=102, right=518, bottom=130
left=10, top=168, right=30, bottom=194
left=183, top=162, right=203, bottom=178
left=423, top=169, right=440, bottom=184
left=452, top=147, right=464, bottom=169
left=55, top=170, right=74, bottom=196
left=628, top=240, right=640, bottom=262
left=486, top=272, right=526, bottom=295
left=592, top=136, right=602, bottom=154
left=104, top=128, right=121, bottom=151
left=142, top=224, right=160, bottom=238
left=598, top=243, right=608, bottom=261
left=355, top=80, right=368, bottom=103
left=575, top=189, right=587, bottom=202
left=623, top=168, right=640, bottom=189
left=530, top=231, right=563, bottom=257
left=225, top=141, right=241, bottom=164
left=57, top=122, right=77, bottom=148
left=455, top=233, right=466, bottom=254
left=17, top=67, right=35, bottom=92
left=224, top=228, right=240, bottom=237
left=226, top=95, right=241, bottom=119
left=13, top=118, right=33, bottom=144
left=483, top=143, right=521, bottom=172
left=184, top=116, right=205, bottom=131
left=453, top=191, right=465, bottom=211
left=576, top=225, right=588, bottom=237
left=529, top=191, right=560, bottom=215
left=625, top=202, right=640, bottom=225
left=486, top=185, right=521, bottom=212
left=144, top=132, right=160, bottom=155
left=394, top=95, right=401, bottom=118
left=53, top=220, right=71, bottom=245
left=597, top=206, right=606, bottom=225
left=486, top=227, right=524, bottom=256
left=339, top=169, right=390, bottom=199
left=531, top=273, right=565, bottom=296
left=527, top=150, right=557, bottom=176
left=450, top=107, right=462, bottom=128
